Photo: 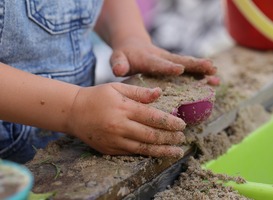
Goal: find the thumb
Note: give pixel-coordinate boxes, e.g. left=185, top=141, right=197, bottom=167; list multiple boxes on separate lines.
left=112, top=83, right=162, bottom=104
left=110, top=50, right=130, bottom=77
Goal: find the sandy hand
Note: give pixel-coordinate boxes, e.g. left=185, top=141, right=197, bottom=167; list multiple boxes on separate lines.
left=67, top=83, right=186, bottom=157
left=110, top=37, right=217, bottom=77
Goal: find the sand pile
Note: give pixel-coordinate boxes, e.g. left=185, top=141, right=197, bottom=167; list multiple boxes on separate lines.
left=154, top=104, right=271, bottom=200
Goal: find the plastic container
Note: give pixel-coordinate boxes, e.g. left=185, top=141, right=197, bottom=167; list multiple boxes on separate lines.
left=204, top=118, right=273, bottom=200
left=225, top=0, right=273, bottom=49
left=0, top=160, right=33, bottom=200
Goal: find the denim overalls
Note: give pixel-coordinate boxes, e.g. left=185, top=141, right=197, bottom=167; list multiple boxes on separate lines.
left=0, top=0, right=104, bottom=163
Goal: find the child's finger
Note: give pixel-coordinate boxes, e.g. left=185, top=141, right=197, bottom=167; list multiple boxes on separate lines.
left=138, top=54, right=185, bottom=75
left=206, top=75, right=221, bottom=86
left=122, top=120, right=186, bottom=145
left=110, top=50, right=130, bottom=76
left=119, top=138, right=184, bottom=157
left=162, top=52, right=217, bottom=75
left=112, top=83, right=162, bottom=104
left=128, top=102, right=186, bottom=131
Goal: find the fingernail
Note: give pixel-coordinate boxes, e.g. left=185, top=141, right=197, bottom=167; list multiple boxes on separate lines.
left=176, top=64, right=185, bottom=75
left=113, top=63, right=128, bottom=76
left=173, top=147, right=184, bottom=158
left=202, top=58, right=212, bottom=64
left=177, top=119, right=186, bottom=130
left=177, top=132, right=186, bottom=144
left=213, top=66, right=218, bottom=71
left=171, top=108, right=178, bottom=116
left=150, top=87, right=162, bottom=95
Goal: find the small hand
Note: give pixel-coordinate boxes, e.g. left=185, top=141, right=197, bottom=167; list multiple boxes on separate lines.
left=67, top=83, right=186, bottom=157
left=110, top=37, right=217, bottom=77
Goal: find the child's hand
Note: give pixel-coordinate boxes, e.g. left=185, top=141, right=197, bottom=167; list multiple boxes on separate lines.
left=67, top=83, right=186, bottom=157
left=110, top=37, right=217, bottom=77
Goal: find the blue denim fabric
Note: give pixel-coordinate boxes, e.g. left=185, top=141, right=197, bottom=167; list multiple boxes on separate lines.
left=0, top=0, right=104, bottom=163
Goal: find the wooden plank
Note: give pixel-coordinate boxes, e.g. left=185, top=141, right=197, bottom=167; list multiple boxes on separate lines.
left=123, top=150, right=195, bottom=200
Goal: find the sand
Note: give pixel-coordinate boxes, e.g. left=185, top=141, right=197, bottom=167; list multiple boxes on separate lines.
left=124, top=74, right=215, bottom=125
left=154, top=46, right=273, bottom=199
left=124, top=74, right=215, bottom=111
left=154, top=104, right=271, bottom=200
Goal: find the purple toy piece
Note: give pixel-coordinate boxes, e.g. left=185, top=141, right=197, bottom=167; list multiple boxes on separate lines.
left=172, top=88, right=215, bottom=126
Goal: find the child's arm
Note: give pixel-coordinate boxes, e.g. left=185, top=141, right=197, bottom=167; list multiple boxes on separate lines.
left=0, top=62, right=79, bottom=133
left=0, top=63, right=186, bottom=157
left=94, top=0, right=150, bottom=48
left=95, top=0, right=217, bottom=77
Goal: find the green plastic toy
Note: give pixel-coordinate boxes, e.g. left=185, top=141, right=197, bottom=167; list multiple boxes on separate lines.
left=204, top=118, right=273, bottom=200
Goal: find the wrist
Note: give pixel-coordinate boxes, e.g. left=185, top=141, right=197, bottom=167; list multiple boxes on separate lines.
left=62, top=86, right=82, bottom=135
left=111, top=34, right=152, bottom=49
left=95, top=0, right=152, bottom=49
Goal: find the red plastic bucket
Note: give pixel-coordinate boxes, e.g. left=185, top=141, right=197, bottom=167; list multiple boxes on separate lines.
left=224, top=0, right=273, bottom=50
